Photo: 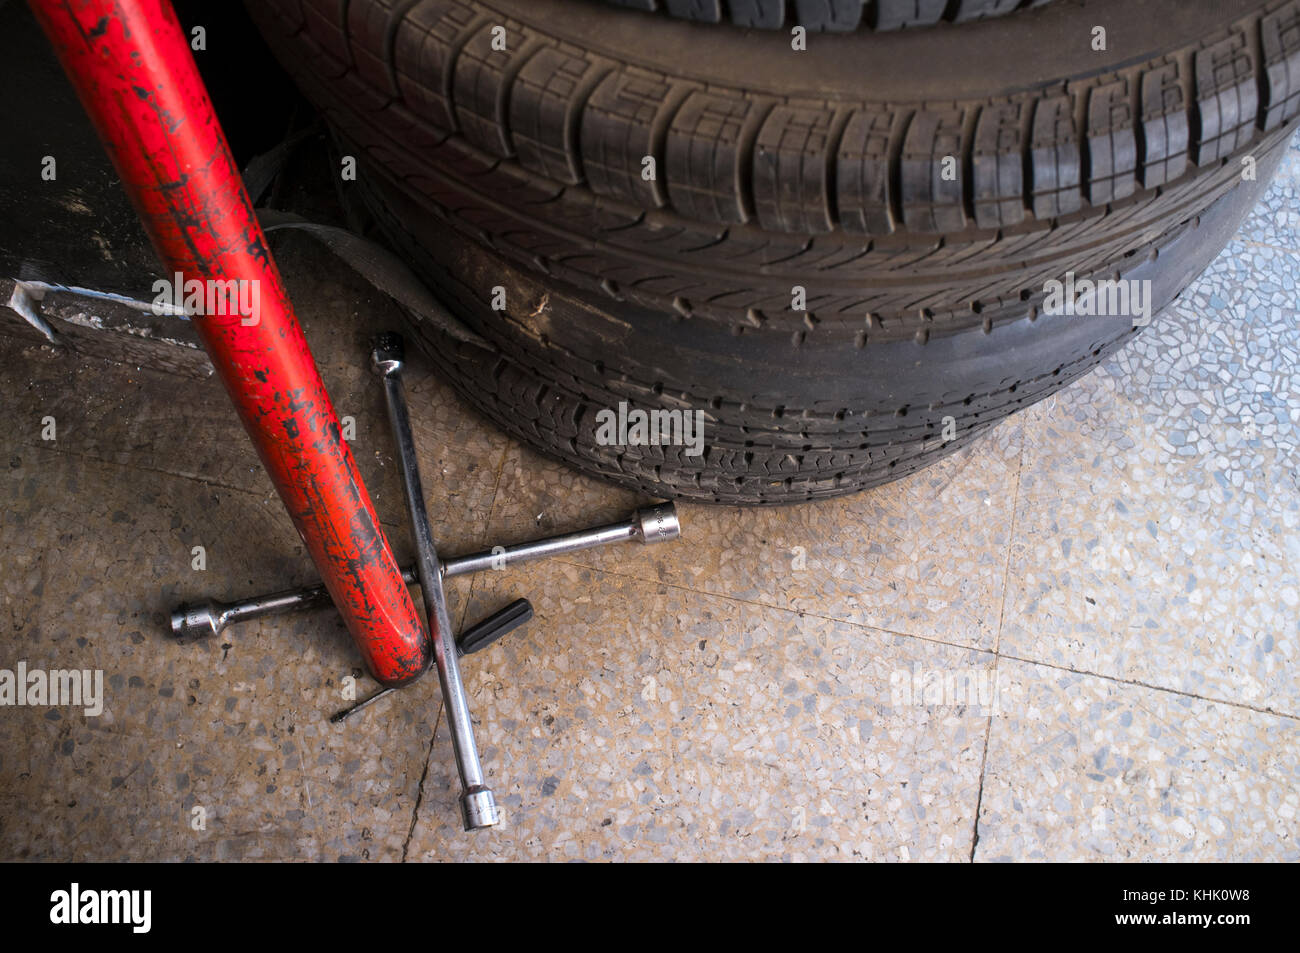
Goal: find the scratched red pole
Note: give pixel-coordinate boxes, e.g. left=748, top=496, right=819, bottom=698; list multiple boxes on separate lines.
left=30, top=0, right=431, bottom=685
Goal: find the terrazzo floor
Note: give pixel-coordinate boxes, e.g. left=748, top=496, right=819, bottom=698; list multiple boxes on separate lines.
left=1, top=134, right=1297, bottom=863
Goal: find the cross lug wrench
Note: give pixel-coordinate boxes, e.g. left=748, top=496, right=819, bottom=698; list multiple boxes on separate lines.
left=165, top=338, right=684, bottom=831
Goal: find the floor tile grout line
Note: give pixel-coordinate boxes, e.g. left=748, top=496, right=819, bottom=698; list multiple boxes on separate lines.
left=18, top=438, right=408, bottom=535
left=454, top=442, right=513, bottom=632
left=545, top=558, right=992, bottom=653
left=874, top=671, right=1289, bottom=839
left=19, top=440, right=263, bottom=497
left=402, top=700, right=443, bottom=863
left=996, top=652, right=1300, bottom=722
left=991, top=423, right=1028, bottom=657
left=480, top=444, right=512, bottom=549
left=1235, top=237, right=1300, bottom=255
left=20, top=434, right=509, bottom=552
left=0, top=330, right=212, bottom=383
left=970, top=421, right=1026, bottom=862
left=1097, top=679, right=1294, bottom=796
left=968, top=734, right=990, bottom=863
left=547, top=559, right=1300, bottom=722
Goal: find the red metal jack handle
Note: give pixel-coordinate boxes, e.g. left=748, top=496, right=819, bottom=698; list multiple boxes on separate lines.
left=29, top=0, right=432, bottom=686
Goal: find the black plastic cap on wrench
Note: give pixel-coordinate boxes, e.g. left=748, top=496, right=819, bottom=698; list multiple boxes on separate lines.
left=329, top=599, right=535, bottom=725
left=458, top=598, right=533, bottom=655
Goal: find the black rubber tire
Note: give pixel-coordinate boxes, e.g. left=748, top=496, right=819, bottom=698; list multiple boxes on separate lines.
left=249, top=0, right=1300, bottom=503
left=355, top=145, right=1286, bottom=503
left=597, top=0, right=1058, bottom=33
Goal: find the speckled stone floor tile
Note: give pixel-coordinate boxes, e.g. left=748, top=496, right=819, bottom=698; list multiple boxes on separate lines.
left=406, top=563, right=992, bottom=861
left=1000, top=235, right=1300, bottom=713
left=974, top=658, right=1300, bottom=862
left=1, top=442, right=443, bottom=861
left=481, top=415, right=1025, bottom=654
left=1234, top=133, right=1300, bottom=252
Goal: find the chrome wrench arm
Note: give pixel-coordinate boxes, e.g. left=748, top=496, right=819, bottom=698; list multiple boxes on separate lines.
left=169, top=504, right=680, bottom=642
left=372, top=333, right=496, bottom=831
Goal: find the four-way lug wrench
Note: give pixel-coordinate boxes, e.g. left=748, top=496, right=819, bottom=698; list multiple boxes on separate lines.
left=169, top=332, right=683, bottom=831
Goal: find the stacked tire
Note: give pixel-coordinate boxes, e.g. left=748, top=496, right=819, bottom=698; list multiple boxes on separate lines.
left=249, top=0, right=1300, bottom=503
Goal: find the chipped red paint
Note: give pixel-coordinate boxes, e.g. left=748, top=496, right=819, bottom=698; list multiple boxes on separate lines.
left=30, top=0, right=432, bottom=685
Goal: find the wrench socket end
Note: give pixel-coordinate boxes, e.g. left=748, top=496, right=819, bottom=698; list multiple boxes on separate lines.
left=171, top=603, right=225, bottom=642
left=635, top=502, right=681, bottom=545
left=369, top=333, right=405, bottom=377
left=461, top=787, right=499, bottom=831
